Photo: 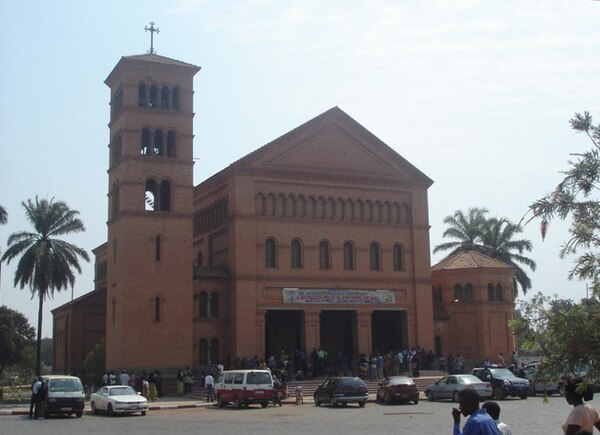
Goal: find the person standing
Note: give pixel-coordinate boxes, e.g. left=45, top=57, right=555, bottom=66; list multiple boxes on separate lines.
left=562, top=379, right=600, bottom=435
left=176, top=369, right=184, bottom=396
left=205, top=372, right=215, bottom=402
left=119, top=369, right=130, bottom=386
left=482, top=401, right=512, bottom=435
left=29, top=376, right=42, bottom=419
left=451, top=389, right=498, bottom=435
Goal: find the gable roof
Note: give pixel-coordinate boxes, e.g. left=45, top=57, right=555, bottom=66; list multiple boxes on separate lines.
left=200, top=106, right=433, bottom=187
left=431, top=250, right=513, bottom=272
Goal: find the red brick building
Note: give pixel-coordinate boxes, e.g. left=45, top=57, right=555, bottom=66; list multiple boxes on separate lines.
left=52, top=52, right=516, bottom=374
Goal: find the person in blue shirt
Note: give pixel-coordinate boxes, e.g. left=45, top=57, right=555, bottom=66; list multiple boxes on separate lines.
left=452, top=389, right=498, bottom=435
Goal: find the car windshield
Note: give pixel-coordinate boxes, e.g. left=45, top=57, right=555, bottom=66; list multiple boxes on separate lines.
left=49, top=379, right=83, bottom=392
left=489, top=368, right=517, bottom=379
left=246, top=372, right=272, bottom=385
left=459, top=375, right=483, bottom=384
left=340, top=378, right=365, bottom=387
left=109, top=386, right=136, bottom=396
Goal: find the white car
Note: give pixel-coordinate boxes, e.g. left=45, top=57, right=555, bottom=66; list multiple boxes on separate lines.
left=90, top=385, right=148, bottom=416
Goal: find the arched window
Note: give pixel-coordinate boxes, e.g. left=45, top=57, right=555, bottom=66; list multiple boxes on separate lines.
left=265, top=238, right=277, bottom=268
left=141, top=128, right=151, bottom=155
left=154, top=129, right=164, bottom=156
left=199, top=291, right=208, bottom=318
left=155, top=235, right=161, bottom=261
left=488, top=283, right=495, bottom=301
left=154, top=296, right=161, bottom=322
left=454, top=284, right=464, bottom=301
left=138, top=83, right=147, bottom=107
left=319, top=240, right=331, bottom=269
left=199, top=339, right=208, bottom=365
left=344, top=241, right=355, bottom=270
left=210, top=291, right=219, bottom=317
left=161, top=85, right=169, bottom=109
left=465, top=283, right=474, bottom=301
left=496, top=284, right=504, bottom=301
left=167, top=130, right=176, bottom=157
left=160, top=180, right=171, bottom=211
left=370, top=242, right=381, bottom=271
left=291, top=239, right=303, bottom=269
left=172, top=87, right=180, bottom=110
left=145, top=178, right=157, bottom=211
left=256, top=193, right=266, bottom=216
left=393, top=244, right=404, bottom=271
left=149, top=84, right=158, bottom=108
left=210, top=339, right=220, bottom=366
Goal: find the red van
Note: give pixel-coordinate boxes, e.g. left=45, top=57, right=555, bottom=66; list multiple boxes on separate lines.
left=215, top=370, right=274, bottom=408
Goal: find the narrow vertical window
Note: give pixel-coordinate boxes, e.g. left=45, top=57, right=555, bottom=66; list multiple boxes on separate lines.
left=199, top=339, right=208, bottom=365
left=319, top=240, right=330, bottom=269
left=199, top=292, right=208, bottom=318
left=291, top=239, right=303, bottom=269
left=265, top=238, right=276, bottom=268
left=154, top=129, right=164, bottom=156
left=155, top=297, right=161, bottom=321
left=370, top=242, right=380, bottom=271
left=496, top=284, right=504, bottom=301
left=167, top=130, right=176, bottom=157
left=155, top=235, right=161, bottom=261
left=172, top=87, right=180, bottom=110
left=393, top=244, right=404, bottom=271
left=343, top=241, right=354, bottom=270
left=161, top=85, right=169, bottom=109
left=210, top=291, right=219, bottom=317
left=465, top=283, right=473, bottom=301
left=488, top=283, right=495, bottom=301
left=160, top=180, right=171, bottom=211
left=210, top=339, right=220, bottom=365
left=145, top=179, right=157, bottom=211
left=138, top=83, right=147, bottom=107
left=454, top=284, right=464, bottom=301
left=149, top=84, right=158, bottom=108
left=141, top=128, right=151, bottom=155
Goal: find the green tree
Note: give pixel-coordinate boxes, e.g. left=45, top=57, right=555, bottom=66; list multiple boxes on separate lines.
left=528, top=112, right=600, bottom=294
left=83, top=339, right=105, bottom=382
left=435, top=208, right=536, bottom=294
left=1, top=197, right=89, bottom=376
left=0, top=306, right=35, bottom=378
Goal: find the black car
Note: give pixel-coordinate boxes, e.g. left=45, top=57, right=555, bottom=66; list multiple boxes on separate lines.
left=472, top=367, right=529, bottom=400
left=314, top=377, right=369, bottom=407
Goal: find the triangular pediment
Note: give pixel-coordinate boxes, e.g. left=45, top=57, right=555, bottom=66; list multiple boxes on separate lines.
left=231, top=107, right=432, bottom=184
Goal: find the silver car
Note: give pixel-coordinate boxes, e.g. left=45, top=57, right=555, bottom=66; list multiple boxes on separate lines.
left=90, top=385, right=148, bottom=416
left=425, top=374, right=492, bottom=402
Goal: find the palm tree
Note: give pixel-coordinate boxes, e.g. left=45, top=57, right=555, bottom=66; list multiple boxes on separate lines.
left=479, top=217, right=536, bottom=294
left=433, top=207, right=489, bottom=255
left=434, top=209, right=536, bottom=295
left=0, top=205, right=7, bottom=225
left=1, top=197, right=89, bottom=375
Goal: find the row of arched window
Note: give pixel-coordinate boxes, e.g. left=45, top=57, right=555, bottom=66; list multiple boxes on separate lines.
left=193, top=198, right=229, bottom=234
left=145, top=178, right=171, bottom=211
left=265, top=238, right=405, bottom=271
left=141, top=127, right=177, bottom=157
left=198, top=291, right=219, bottom=318
left=139, top=82, right=181, bottom=110
left=432, top=283, right=505, bottom=304
left=256, top=193, right=411, bottom=224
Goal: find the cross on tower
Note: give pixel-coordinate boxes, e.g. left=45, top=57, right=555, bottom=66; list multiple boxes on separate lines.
left=145, top=21, right=160, bottom=54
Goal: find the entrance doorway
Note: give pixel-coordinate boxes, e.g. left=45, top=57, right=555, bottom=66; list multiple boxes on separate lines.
left=319, top=310, right=356, bottom=364
left=265, top=310, right=303, bottom=358
left=371, top=310, right=406, bottom=352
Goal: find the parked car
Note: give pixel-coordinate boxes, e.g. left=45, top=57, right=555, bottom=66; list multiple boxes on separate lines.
left=90, top=385, right=148, bottom=416
left=376, top=376, right=419, bottom=405
left=41, top=375, right=86, bottom=418
left=472, top=367, right=529, bottom=400
left=425, top=374, right=492, bottom=402
left=314, top=377, right=369, bottom=407
left=524, top=362, right=562, bottom=396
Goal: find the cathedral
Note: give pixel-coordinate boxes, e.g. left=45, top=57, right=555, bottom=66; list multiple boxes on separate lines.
left=52, top=50, right=516, bottom=375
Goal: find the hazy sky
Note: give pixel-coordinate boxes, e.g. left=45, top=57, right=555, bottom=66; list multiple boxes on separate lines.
left=1, top=0, right=599, bottom=338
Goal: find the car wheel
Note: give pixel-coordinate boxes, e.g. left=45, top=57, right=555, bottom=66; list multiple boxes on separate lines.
left=452, top=391, right=460, bottom=403
left=330, top=395, right=337, bottom=407
left=427, top=391, right=434, bottom=402
left=141, top=411, right=146, bottom=416
left=520, top=393, right=528, bottom=399
left=234, top=396, right=241, bottom=409
left=91, top=402, right=98, bottom=415
left=384, top=392, right=391, bottom=405
left=358, top=401, right=366, bottom=408
left=261, top=402, right=268, bottom=408
left=217, top=395, right=225, bottom=408
left=108, top=403, right=115, bottom=416
left=493, top=387, right=505, bottom=400
left=76, top=411, right=83, bottom=418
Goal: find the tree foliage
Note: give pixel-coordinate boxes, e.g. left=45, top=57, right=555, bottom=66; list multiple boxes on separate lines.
left=83, top=339, right=105, bottom=381
left=527, top=112, right=600, bottom=293
left=0, top=306, right=35, bottom=378
left=434, top=207, right=536, bottom=294
left=1, top=197, right=89, bottom=375
left=510, top=292, right=600, bottom=382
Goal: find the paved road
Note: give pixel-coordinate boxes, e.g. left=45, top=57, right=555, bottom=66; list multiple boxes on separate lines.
left=0, top=395, right=575, bottom=434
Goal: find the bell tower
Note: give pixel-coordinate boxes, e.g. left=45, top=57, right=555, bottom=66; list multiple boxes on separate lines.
left=104, top=52, right=200, bottom=371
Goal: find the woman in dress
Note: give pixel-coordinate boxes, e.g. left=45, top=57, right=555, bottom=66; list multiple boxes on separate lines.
left=563, top=378, right=600, bottom=435
left=148, top=371, right=158, bottom=402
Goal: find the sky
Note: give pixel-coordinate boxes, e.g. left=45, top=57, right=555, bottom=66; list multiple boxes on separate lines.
left=0, top=0, right=599, bottom=339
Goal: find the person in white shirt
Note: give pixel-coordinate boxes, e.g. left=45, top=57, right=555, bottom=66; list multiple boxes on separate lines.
left=205, top=373, right=215, bottom=402
left=562, top=379, right=600, bottom=435
left=120, top=369, right=130, bottom=386
left=482, top=401, right=513, bottom=435
left=29, top=377, right=42, bottom=419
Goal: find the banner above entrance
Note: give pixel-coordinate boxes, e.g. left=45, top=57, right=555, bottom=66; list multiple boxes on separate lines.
left=282, top=288, right=395, bottom=304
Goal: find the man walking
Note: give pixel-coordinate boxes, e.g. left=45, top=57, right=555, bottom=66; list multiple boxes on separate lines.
left=452, top=389, right=498, bottom=435
left=29, top=376, right=42, bottom=419
left=205, top=372, right=215, bottom=402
